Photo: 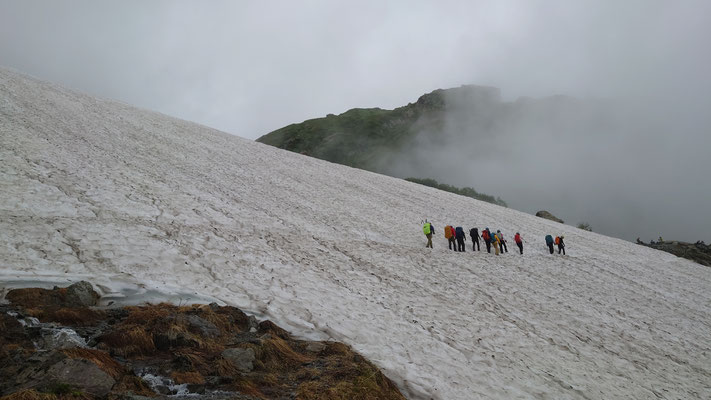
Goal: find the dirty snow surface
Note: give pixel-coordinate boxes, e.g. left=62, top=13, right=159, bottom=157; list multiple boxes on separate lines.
left=1, top=68, right=710, bottom=399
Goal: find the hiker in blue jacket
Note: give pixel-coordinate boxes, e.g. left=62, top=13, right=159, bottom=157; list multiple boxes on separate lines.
left=545, top=234, right=555, bottom=254
left=455, top=226, right=466, bottom=252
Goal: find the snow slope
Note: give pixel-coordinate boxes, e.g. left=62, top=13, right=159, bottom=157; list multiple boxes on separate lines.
left=1, top=67, right=710, bottom=399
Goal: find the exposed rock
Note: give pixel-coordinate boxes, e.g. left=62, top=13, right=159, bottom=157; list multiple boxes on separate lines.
left=305, top=342, right=327, bottom=353
left=536, top=210, right=564, bottom=223
left=1, top=285, right=406, bottom=400
left=221, top=348, right=255, bottom=372
left=65, top=281, right=100, bottom=307
left=2, top=350, right=115, bottom=397
left=186, top=314, right=220, bottom=338
left=42, top=358, right=116, bottom=396
left=639, top=240, right=711, bottom=267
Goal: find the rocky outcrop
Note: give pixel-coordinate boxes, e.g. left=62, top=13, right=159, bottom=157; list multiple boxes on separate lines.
left=639, top=240, right=711, bottom=267
left=1, top=282, right=405, bottom=400
left=535, top=210, right=564, bottom=224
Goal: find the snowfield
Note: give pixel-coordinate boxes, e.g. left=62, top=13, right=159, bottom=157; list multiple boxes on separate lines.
left=1, top=68, right=710, bottom=399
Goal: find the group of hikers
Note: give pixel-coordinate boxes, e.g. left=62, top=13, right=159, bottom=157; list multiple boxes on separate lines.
left=422, top=221, right=566, bottom=255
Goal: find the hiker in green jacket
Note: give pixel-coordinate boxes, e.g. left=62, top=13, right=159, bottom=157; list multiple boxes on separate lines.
left=423, top=221, right=435, bottom=248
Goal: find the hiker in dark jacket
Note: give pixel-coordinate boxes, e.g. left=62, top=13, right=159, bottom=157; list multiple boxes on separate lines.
left=557, top=235, right=565, bottom=255
left=545, top=234, right=554, bottom=254
left=469, top=227, right=480, bottom=251
left=455, top=226, right=466, bottom=252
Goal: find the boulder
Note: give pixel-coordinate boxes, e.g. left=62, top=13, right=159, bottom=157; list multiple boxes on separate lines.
left=221, top=348, right=255, bottom=373
left=535, top=210, right=564, bottom=223
left=186, top=314, right=220, bottom=338
left=65, top=281, right=100, bottom=307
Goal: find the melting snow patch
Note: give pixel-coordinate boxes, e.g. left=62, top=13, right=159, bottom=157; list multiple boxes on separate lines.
left=138, top=372, right=191, bottom=396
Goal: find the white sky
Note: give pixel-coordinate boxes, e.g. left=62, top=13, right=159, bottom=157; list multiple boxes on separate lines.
left=2, top=0, right=709, bottom=138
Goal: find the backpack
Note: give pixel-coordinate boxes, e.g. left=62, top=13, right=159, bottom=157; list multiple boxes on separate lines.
left=470, top=228, right=478, bottom=238
left=455, top=227, right=464, bottom=238
left=445, top=225, right=453, bottom=239
left=514, top=234, right=521, bottom=243
left=482, top=230, right=490, bottom=240
left=423, top=223, right=431, bottom=235
left=555, top=236, right=560, bottom=245
left=545, top=235, right=553, bottom=244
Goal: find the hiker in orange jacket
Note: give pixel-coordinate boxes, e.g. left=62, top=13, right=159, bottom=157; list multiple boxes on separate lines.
left=556, top=235, right=565, bottom=255
left=445, top=225, right=457, bottom=251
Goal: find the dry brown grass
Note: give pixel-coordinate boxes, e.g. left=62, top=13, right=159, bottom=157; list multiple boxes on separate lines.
left=170, top=371, right=205, bottom=385
left=0, top=389, right=93, bottom=400
left=111, top=375, right=157, bottom=397
left=215, top=357, right=239, bottom=377
left=0, top=390, right=56, bottom=400
left=258, top=336, right=312, bottom=370
left=45, top=308, right=105, bottom=326
left=294, top=346, right=406, bottom=400
left=62, top=348, right=125, bottom=379
left=258, top=320, right=289, bottom=339
left=5, top=288, right=63, bottom=308
left=123, top=304, right=174, bottom=325
left=232, top=378, right=265, bottom=399
left=99, top=326, right=155, bottom=357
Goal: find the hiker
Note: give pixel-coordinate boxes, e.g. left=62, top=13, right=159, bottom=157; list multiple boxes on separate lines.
left=492, top=231, right=501, bottom=255
left=514, top=232, right=523, bottom=254
left=545, top=234, right=554, bottom=254
left=482, top=228, right=492, bottom=253
left=556, top=235, right=565, bottom=255
left=423, top=221, right=434, bottom=248
left=469, top=227, right=480, bottom=251
left=497, top=230, right=508, bottom=253
left=455, top=226, right=466, bottom=252
left=445, top=225, right=457, bottom=251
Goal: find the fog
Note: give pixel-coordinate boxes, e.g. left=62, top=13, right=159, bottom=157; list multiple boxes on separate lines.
left=1, top=0, right=709, bottom=241
left=380, top=87, right=710, bottom=242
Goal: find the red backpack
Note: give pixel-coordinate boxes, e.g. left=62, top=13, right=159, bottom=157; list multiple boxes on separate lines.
left=555, top=236, right=560, bottom=245
left=482, top=230, right=490, bottom=240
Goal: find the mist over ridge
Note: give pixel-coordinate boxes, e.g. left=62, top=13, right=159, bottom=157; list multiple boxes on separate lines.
left=261, top=84, right=710, bottom=243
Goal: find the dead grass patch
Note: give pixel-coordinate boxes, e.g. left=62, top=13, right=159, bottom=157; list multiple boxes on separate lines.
left=170, top=371, right=205, bottom=385
left=62, top=348, right=124, bottom=379
left=46, top=308, right=105, bottom=326
left=112, top=375, right=157, bottom=397
left=0, top=390, right=56, bottom=400
left=99, top=326, right=155, bottom=357
left=258, top=336, right=312, bottom=369
left=215, top=358, right=238, bottom=377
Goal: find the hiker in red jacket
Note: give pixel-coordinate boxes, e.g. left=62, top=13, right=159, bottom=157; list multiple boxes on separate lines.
left=514, top=232, right=523, bottom=254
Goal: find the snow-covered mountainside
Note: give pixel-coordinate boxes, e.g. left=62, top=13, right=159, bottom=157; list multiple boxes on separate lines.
left=1, top=67, right=709, bottom=399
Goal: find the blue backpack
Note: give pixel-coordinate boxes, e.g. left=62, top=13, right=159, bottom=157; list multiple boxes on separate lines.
left=545, top=234, right=553, bottom=244
left=455, top=227, right=464, bottom=238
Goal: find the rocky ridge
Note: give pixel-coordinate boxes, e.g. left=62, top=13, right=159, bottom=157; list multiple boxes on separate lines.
left=0, top=282, right=404, bottom=400
left=637, top=240, right=711, bottom=267
left=535, top=210, right=564, bottom=224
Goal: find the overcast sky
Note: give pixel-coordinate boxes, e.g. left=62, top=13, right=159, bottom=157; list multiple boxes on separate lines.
left=2, top=0, right=710, bottom=241
left=2, top=1, right=708, bottom=138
